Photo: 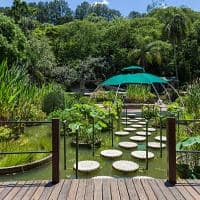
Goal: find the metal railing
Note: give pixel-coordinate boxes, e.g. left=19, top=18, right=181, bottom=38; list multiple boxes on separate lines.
left=0, top=118, right=60, bottom=184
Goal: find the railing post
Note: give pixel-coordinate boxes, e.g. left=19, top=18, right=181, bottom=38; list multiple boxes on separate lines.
left=52, top=118, right=60, bottom=184
left=167, top=117, right=176, bottom=185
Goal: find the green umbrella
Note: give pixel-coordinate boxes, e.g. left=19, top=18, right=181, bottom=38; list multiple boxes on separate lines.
left=100, top=73, right=168, bottom=86
left=122, top=65, right=145, bottom=72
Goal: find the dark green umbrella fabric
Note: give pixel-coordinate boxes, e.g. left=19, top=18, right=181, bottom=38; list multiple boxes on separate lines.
left=122, top=66, right=145, bottom=72
left=100, top=73, right=168, bottom=86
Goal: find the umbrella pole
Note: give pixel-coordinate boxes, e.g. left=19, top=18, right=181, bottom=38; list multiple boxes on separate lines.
left=151, top=83, right=161, bottom=102
left=161, top=83, right=172, bottom=102
left=115, top=84, right=121, bottom=102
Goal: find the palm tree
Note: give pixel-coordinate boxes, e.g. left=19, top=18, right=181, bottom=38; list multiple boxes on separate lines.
left=165, top=14, right=188, bottom=83
left=128, top=38, right=165, bottom=68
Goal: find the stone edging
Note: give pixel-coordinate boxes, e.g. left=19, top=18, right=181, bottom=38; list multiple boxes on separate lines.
left=0, top=155, right=52, bottom=175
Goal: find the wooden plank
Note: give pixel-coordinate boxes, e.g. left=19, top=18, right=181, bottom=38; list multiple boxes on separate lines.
left=94, top=179, right=102, bottom=200
left=186, top=179, right=200, bottom=194
left=0, top=183, right=6, bottom=194
left=13, top=181, right=34, bottom=200
left=84, top=179, right=94, bottom=200
left=147, top=179, right=166, bottom=200
left=140, top=179, right=157, bottom=200
left=110, top=179, right=120, bottom=200
left=0, top=182, right=17, bottom=200
left=22, top=181, right=41, bottom=200
left=179, top=179, right=200, bottom=199
left=30, top=180, right=48, bottom=200
left=117, top=179, right=129, bottom=200
left=155, top=179, right=176, bottom=200
left=58, top=180, right=72, bottom=200
left=4, top=181, right=25, bottom=200
left=102, top=179, right=111, bottom=200
left=38, top=181, right=55, bottom=200
left=163, top=181, right=185, bottom=200
left=67, top=179, right=79, bottom=200
left=76, top=179, right=86, bottom=200
left=132, top=179, right=148, bottom=200
left=175, top=181, right=195, bottom=200
left=125, top=178, right=139, bottom=200
left=48, top=180, right=64, bottom=200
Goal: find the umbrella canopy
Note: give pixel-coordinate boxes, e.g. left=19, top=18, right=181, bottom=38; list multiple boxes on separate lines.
left=100, top=73, right=168, bottom=86
left=122, top=66, right=145, bottom=72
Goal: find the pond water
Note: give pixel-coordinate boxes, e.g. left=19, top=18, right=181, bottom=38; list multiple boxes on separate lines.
left=0, top=122, right=167, bottom=181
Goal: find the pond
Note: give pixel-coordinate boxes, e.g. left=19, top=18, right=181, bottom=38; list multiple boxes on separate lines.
left=0, top=122, right=167, bottom=181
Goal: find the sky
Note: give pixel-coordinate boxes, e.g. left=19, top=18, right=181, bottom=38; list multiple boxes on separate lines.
left=1, top=0, right=200, bottom=16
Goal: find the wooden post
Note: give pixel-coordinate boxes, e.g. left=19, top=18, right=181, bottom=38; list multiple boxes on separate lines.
left=52, top=118, right=60, bottom=184
left=167, top=117, right=176, bottom=185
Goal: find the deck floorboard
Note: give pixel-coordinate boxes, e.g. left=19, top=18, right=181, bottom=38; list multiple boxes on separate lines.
left=0, top=178, right=199, bottom=200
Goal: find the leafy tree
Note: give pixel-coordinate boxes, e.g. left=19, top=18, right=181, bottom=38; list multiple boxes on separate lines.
left=0, top=14, right=27, bottom=66
left=147, top=0, right=167, bottom=13
left=128, top=11, right=143, bottom=19
left=75, top=1, right=90, bottom=20
left=11, top=0, right=28, bottom=23
left=165, top=14, right=188, bottom=81
left=26, top=35, right=56, bottom=84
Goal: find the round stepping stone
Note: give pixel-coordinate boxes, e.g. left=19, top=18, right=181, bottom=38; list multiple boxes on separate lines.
left=121, top=121, right=132, bottom=125
left=154, top=136, right=167, bottom=142
left=138, top=121, right=147, bottom=125
left=143, top=128, right=156, bottom=132
left=112, top=160, right=139, bottom=172
left=101, top=149, right=123, bottom=158
left=115, top=131, right=130, bottom=136
left=136, top=117, right=145, bottom=120
left=121, top=117, right=130, bottom=120
left=118, top=142, right=138, bottom=149
left=124, top=127, right=136, bottom=132
left=148, top=142, right=166, bottom=149
left=131, top=151, right=155, bottom=159
left=131, top=124, right=143, bottom=128
left=127, top=113, right=136, bottom=118
left=136, top=131, right=151, bottom=136
left=129, top=136, right=146, bottom=142
left=92, top=176, right=113, bottom=179
left=129, top=119, right=139, bottom=122
left=74, top=160, right=100, bottom=172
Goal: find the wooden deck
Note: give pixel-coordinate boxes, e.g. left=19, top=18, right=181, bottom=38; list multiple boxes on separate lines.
left=0, top=178, right=199, bottom=200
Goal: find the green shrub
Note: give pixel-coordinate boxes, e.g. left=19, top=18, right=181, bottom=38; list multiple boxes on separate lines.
left=0, top=126, right=12, bottom=141
left=42, top=91, right=65, bottom=114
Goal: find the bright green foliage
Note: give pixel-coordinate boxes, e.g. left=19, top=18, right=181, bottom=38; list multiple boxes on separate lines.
left=142, top=104, right=160, bottom=120
left=0, top=13, right=27, bottom=66
left=126, top=85, right=156, bottom=103
left=0, top=126, right=13, bottom=141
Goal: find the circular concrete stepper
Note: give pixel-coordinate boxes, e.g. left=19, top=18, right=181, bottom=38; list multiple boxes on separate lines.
left=115, top=131, right=130, bottom=136
left=100, top=149, right=123, bottom=158
left=154, top=136, right=167, bottom=142
left=129, top=136, right=146, bottom=142
left=131, top=151, right=155, bottom=160
left=123, top=127, right=136, bottom=132
left=148, top=142, right=166, bottom=149
left=143, top=127, right=156, bottom=132
left=131, top=124, right=144, bottom=128
left=118, top=141, right=138, bottom=149
left=136, top=131, right=152, bottom=136
left=135, top=117, right=146, bottom=120
left=112, top=160, right=139, bottom=172
left=138, top=121, right=147, bottom=125
left=129, top=119, right=139, bottom=122
left=121, top=117, right=130, bottom=120
left=127, top=113, right=136, bottom=118
left=73, top=160, right=100, bottom=172
left=121, top=121, right=132, bottom=125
